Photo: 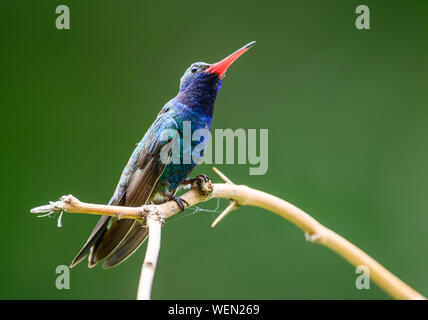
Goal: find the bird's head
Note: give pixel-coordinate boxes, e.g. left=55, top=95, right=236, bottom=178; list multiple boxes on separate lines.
left=178, top=41, right=256, bottom=97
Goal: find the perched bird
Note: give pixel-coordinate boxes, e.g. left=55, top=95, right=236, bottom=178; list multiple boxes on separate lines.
left=70, top=41, right=255, bottom=269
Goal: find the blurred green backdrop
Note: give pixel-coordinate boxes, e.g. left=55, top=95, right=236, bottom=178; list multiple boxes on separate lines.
left=1, top=0, right=427, bottom=299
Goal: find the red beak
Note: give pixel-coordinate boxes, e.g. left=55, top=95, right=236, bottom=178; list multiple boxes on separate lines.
left=205, top=41, right=256, bottom=79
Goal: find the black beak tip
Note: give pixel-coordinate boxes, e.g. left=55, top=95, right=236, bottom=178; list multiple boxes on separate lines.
left=245, top=41, right=256, bottom=49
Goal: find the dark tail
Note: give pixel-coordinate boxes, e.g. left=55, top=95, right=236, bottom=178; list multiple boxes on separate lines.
left=70, top=215, right=110, bottom=268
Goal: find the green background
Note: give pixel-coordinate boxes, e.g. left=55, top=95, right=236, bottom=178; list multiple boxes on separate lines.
left=1, top=0, right=427, bottom=299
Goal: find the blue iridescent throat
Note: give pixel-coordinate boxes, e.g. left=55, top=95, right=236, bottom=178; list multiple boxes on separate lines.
left=176, top=72, right=222, bottom=117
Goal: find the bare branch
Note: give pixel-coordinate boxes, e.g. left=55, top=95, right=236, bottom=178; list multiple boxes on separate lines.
left=31, top=168, right=425, bottom=300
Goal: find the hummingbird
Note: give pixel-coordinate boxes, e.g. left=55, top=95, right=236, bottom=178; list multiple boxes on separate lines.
left=70, top=41, right=255, bottom=269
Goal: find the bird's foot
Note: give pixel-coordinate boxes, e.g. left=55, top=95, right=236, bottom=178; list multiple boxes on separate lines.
left=183, top=174, right=212, bottom=196
left=183, top=174, right=209, bottom=185
left=167, top=193, right=189, bottom=211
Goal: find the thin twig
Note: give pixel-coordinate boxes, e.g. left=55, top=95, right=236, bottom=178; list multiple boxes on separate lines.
left=213, top=167, right=234, bottom=184
left=211, top=200, right=237, bottom=227
left=137, top=214, right=162, bottom=300
left=211, top=167, right=237, bottom=227
left=31, top=169, right=425, bottom=300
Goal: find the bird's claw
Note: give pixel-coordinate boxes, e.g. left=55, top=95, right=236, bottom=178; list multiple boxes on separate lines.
left=184, top=174, right=209, bottom=186
left=168, top=194, right=189, bottom=211
left=181, top=174, right=212, bottom=195
left=196, top=174, right=210, bottom=183
left=193, top=174, right=213, bottom=196
left=192, top=174, right=209, bottom=187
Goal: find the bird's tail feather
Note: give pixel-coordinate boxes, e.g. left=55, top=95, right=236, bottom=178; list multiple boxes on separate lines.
left=103, top=223, right=149, bottom=269
left=70, top=215, right=110, bottom=268
left=88, top=219, right=136, bottom=267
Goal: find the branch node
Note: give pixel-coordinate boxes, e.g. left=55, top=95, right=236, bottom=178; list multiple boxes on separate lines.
left=60, top=194, right=77, bottom=204
left=305, top=232, right=322, bottom=243
left=143, top=261, right=154, bottom=270
left=144, top=205, right=165, bottom=225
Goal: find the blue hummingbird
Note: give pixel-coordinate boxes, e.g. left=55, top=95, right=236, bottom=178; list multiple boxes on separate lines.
left=71, top=41, right=255, bottom=268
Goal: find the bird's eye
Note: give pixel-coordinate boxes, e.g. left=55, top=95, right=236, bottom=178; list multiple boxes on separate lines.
left=191, top=66, right=198, bottom=73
